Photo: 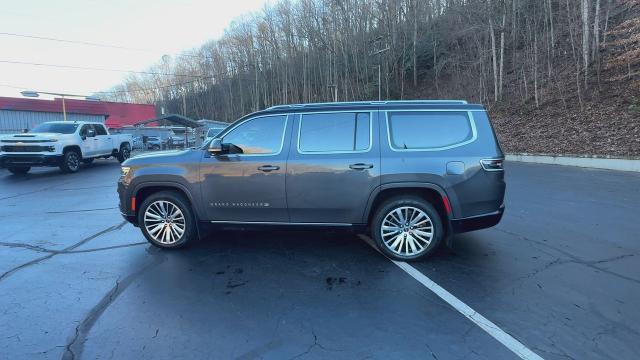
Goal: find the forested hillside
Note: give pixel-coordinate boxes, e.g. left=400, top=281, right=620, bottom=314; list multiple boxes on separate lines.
left=103, top=0, right=640, bottom=157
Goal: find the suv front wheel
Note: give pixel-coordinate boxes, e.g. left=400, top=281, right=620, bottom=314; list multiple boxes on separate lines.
left=138, top=191, right=196, bottom=249
left=371, top=196, right=443, bottom=261
left=60, top=149, right=81, bottom=173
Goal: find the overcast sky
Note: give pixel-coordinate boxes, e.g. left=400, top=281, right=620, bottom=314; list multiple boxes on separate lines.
left=0, top=0, right=269, bottom=99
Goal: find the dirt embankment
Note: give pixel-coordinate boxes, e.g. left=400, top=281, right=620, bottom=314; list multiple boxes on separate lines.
left=490, top=10, right=640, bottom=158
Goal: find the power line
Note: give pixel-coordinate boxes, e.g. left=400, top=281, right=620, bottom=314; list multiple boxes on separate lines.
left=0, top=69, right=242, bottom=96
left=0, top=60, right=204, bottom=77
left=96, top=78, right=211, bottom=95
left=0, top=31, right=211, bottom=59
left=0, top=78, right=208, bottom=96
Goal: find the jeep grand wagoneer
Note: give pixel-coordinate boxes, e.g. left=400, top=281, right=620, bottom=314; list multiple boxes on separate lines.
left=118, top=100, right=505, bottom=261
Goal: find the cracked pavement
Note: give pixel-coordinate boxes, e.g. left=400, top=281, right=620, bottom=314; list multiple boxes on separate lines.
left=0, top=160, right=638, bottom=359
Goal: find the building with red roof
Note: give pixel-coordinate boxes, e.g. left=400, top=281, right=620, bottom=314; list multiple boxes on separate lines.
left=0, top=96, right=156, bottom=133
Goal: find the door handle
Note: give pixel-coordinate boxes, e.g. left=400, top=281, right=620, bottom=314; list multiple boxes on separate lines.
left=258, top=165, right=280, bottom=172
left=349, top=163, right=374, bottom=170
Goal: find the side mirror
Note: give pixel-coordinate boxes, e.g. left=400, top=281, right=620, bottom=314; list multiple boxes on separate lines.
left=86, top=129, right=96, bottom=138
left=208, top=138, right=223, bottom=154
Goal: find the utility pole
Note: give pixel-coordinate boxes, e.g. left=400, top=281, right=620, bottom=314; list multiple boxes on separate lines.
left=61, top=95, right=67, bottom=122
left=182, top=91, right=186, bottom=116
left=370, top=37, right=389, bottom=101
left=377, top=65, right=382, bottom=101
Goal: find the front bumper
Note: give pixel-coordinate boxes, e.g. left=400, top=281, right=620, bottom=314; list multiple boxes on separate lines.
left=451, top=205, right=504, bottom=233
left=0, top=154, right=62, bottom=168
left=118, top=180, right=138, bottom=225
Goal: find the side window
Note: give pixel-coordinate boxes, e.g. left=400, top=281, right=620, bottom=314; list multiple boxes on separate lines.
left=94, top=124, right=108, bottom=135
left=387, top=111, right=474, bottom=150
left=222, top=115, right=287, bottom=155
left=79, top=124, right=93, bottom=137
left=298, top=112, right=370, bottom=153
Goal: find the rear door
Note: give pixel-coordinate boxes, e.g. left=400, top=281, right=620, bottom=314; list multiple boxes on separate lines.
left=286, top=110, right=380, bottom=224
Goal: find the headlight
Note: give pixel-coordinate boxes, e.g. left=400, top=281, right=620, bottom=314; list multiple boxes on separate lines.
left=121, top=166, right=131, bottom=176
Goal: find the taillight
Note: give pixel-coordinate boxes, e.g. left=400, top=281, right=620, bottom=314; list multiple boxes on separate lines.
left=480, top=159, right=504, bottom=171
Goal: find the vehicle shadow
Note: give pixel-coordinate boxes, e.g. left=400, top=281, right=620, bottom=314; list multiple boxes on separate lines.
left=1, top=160, right=120, bottom=182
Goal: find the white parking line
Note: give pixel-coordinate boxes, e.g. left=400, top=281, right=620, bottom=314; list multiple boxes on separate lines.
left=359, top=235, right=543, bottom=360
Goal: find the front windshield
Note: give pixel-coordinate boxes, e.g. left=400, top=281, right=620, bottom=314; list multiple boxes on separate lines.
left=30, top=123, right=79, bottom=134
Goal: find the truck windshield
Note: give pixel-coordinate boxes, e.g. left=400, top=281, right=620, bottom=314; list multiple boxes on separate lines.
left=30, top=123, right=79, bottom=134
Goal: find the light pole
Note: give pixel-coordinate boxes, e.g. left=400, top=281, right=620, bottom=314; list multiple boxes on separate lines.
left=20, top=91, right=100, bottom=121
left=369, top=36, right=389, bottom=101
left=327, top=84, right=338, bottom=102
left=370, top=47, right=389, bottom=101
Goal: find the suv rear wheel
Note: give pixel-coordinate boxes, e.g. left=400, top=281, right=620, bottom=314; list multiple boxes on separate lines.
left=371, top=196, right=443, bottom=261
left=138, top=191, right=196, bottom=249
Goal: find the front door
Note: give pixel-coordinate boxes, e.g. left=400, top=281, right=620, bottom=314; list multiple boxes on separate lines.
left=78, top=124, right=96, bottom=156
left=286, top=111, right=381, bottom=224
left=200, top=114, right=291, bottom=222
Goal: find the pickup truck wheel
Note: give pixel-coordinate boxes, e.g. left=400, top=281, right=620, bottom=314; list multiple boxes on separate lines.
left=138, top=191, right=195, bottom=249
left=371, top=196, right=443, bottom=261
left=60, top=150, right=81, bottom=173
left=8, top=166, right=30, bottom=175
left=82, top=158, right=94, bottom=165
left=117, top=144, right=131, bottom=163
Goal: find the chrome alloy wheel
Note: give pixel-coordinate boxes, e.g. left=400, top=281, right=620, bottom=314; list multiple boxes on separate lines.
left=67, top=152, right=80, bottom=171
left=380, top=206, right=434, bottom=257
left=144, top=200, right=186, bottom=244
left=122, top=147, right=130, bottom=160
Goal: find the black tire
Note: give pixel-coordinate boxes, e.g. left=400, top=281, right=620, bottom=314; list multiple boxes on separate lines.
left=60, top=149, right=81, bottom=173
left=138, top=191, right=196, bottom=249
left=7, top=166, right=30, bottom=175
left=371, top=196, right=444, bottom=261
left=151, top=144, right=160, bottom=151
left=117, top=144, right=131, bottom=163
left=82, top=158, right=94, bottom=165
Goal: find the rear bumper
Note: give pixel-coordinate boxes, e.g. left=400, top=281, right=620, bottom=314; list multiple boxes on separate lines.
left=451, top=205, right=504, bottom=234
left=0, top=154, right=62, bottom=167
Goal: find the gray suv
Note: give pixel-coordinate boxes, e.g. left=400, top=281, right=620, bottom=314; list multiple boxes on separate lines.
left=118, top=101, right=505, bottom=261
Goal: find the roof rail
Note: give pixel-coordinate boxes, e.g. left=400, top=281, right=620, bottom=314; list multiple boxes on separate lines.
left=267, top=100, right=468, bottom=110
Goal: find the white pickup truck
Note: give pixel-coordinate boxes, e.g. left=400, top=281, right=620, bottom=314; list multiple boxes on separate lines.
left=0, top=121, right=132, bottom=174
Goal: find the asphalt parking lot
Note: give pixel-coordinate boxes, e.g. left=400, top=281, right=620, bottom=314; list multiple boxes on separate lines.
left=0, top=161, right=638, bottom=360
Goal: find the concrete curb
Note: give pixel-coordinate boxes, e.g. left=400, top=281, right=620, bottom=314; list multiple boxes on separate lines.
left=506, top=154, right=640, bottom=172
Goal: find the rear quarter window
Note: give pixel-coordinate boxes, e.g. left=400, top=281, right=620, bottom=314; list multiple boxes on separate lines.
left=387, top=111, right=475, bottom=150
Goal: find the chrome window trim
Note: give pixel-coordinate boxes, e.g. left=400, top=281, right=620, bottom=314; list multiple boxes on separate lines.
left=296, top=110, right=374, bottom=155
left=215, top=114, right=289, bottom=157
left=385, top=110, right=478, bottom=152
